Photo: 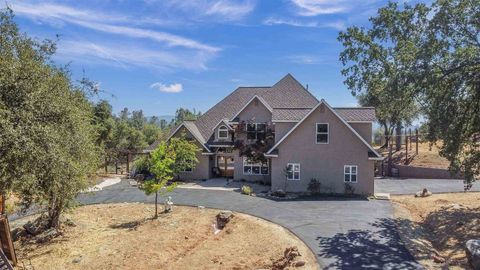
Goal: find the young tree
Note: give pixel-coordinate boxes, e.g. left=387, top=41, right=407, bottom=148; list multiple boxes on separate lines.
left=142, top=142, right=176, bottom=219
left=338, top=2, right=426, bottom=148
left=0, top=9, right=99, bottom=228
left=141, top=137, right=199, bottom=218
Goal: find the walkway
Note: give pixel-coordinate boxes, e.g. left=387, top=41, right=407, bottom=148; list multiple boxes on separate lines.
left=77, top=180, right=422, bottom=269
left=375, top=178, right=480, bottom=195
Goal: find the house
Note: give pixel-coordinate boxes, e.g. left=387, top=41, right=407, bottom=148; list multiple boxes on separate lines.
left=151, top=74, right=383, bottom=195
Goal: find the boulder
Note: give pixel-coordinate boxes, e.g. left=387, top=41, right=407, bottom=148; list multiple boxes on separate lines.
left=23, top=217, right=49, bottom=236
left=272, top=189, right=286, bottom=198
left=466, top=239, right=480, bottom=270
left=11, top=227, right=27, bottom=242
left=34, top=228, right=61, bottom=243
left=415, top=188, right=432, bottom=198
left=216, top=210, right=234, bottom=229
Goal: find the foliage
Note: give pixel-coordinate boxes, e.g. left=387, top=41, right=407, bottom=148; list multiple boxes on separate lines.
left=173, top=108, right=202, bottom=126
left=338, top=2, right=426, bottom=146
left=0, top=9, right=99, bottom=228
left=235, top=121, right=275, bottom=163
left=417, top=0, right=480, bottom=187
left=139, top=137, right=199, bottom=218
left=241, top=185, right=253, bottom=196
left=133, top=156, right=152, bottom=175
left=307, top=178, right=322, bottom=194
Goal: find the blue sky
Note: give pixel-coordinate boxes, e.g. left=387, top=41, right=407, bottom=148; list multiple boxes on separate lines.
left=7, top=0, right=411, bottom=116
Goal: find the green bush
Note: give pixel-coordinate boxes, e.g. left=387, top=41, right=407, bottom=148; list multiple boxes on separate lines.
left=307, top=178, right=322, bottom=194
left=134, top=156, right=151, bottom=175
left=344, top=183, right=356, bottom=195
left=241, top=185, right=253, bottom=196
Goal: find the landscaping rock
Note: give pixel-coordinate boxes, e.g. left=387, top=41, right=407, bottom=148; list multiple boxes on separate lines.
left=11, top=227, right=27, bottom=242
left=431, top=254, right=445, bottom=264
left=466, top=239, right=480, bottom=270
left=216, top=210, right=233, bottom=229
left=293, top=260, right=306, bottom=267
left=415, top=188, right=432, bottom=198
left=34, top=228, right=61, bottom=243
left=72, top=256, right=82, bottom=264
left=271, top=246, right=302, bottom=269
left=23, top=217, right=49, bottom=236
left=272, top=189, right=286, bottom=198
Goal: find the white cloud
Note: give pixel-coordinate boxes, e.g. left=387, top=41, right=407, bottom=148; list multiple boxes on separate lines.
left=153, top=0, right=255, bottom=22
left=263, top=17, right=346, bottom=30
left=10, top=2, right=220, bottom=53
left=56, top=40, right=213, bottom=71
left=291, top=0, right=350, bottom=16
left=150, top=82, right=183, bottom=93
left=287, top=55, right=320, bottom=64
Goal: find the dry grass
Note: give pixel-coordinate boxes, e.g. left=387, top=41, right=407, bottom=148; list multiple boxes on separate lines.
left=392, top=193, right=480, bottom=269
left=14, top=204, right=317, bottom=270
left=378, top=142, right=450, bottom=169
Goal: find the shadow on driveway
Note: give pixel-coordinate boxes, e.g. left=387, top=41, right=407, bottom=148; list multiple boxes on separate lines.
left=317, top=218, right=422, bottom=269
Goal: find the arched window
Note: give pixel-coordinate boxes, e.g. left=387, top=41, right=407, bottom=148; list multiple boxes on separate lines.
left=218, top=125, right=229, bottom=139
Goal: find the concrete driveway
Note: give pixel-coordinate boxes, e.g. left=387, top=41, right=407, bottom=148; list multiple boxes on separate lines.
left=375, top=178, right=480, bottom=195
left=78, top=180, right=421, bottom=269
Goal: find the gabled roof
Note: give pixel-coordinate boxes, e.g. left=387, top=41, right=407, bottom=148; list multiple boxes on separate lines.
left=148, top=74, right=378, bottom=151
left=166, top=121, right=211, bottom=152
left=334, top=107, right=376, bottom=122
left=211, top=119, right=234, bottom=131
left=267, top=99, right=382, bottom=159
left=229, top=95, right=273, bottom=121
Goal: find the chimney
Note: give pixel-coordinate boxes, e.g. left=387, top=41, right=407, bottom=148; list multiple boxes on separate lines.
left=306, top=84, right=309, bottom=90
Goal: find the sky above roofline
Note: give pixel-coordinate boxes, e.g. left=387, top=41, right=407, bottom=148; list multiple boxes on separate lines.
left=4, top=0, right=426, bottom=116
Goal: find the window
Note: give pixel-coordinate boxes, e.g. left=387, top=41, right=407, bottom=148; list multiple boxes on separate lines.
left=286, top=163, right=300, bottom=180
left=218, top=125, right=229, bottom=139
left=243, top=158, right=269, bottom=175
left=344, top=165, right=357, bottom=183
left=316, top=123, right=329, bottom=144
left=182, top=160, right=194, bottom=173
left=246, top=123, right=266, bottom=140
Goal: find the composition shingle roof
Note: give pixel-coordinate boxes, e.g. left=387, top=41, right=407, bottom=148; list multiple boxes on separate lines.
left=162, top=74, right=377, bottom=150
left=333, top=107, right=376, bottom=122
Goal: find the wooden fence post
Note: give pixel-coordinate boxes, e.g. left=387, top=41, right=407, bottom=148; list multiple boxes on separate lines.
left=388, top=137, right=393, bottom=176
left=409, top=128, right=412, bottom=149
left=405, top=134, right=409, bottom=164
left=126, top=152, right=131, bottom=174
left=416, top=129, right=419, bottom=155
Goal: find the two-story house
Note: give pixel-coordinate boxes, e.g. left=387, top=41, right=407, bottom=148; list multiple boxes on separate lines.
left=153, top=74, right=383, bottom=195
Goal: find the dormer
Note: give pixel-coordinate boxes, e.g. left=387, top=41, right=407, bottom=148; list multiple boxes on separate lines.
left=212, top=119, right=234, bottom=142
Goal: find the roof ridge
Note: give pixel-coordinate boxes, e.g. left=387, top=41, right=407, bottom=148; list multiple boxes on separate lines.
left=333, top=107, right=375, bottom=109
left=272, top=74, right=319, bottom=103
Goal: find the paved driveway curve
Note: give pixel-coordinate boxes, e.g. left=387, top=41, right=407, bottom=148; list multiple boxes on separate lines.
left=78, top=180, right=422, bottom=269
left=375, top=178, right=480, bottom=195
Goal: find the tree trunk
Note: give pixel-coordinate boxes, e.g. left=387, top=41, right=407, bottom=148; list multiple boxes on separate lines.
left=154, top=191, right=158, bottom=219
left=382, top=122, right=390, bottom=148
left=395, top=123, right=402, bottom=152
left=48, top=195, right=63, bottom=228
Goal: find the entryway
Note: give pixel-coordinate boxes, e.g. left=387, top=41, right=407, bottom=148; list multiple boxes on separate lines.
left=216, top=156, right=234, bottom=178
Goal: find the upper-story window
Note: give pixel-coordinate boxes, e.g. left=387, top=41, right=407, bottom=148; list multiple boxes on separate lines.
left=316, top=123, right=329, bottom=144
left=246, top=123, right=266, bottom=140
left=218, top=125, right=229, bottom=139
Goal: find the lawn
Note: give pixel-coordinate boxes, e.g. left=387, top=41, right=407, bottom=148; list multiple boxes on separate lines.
left=392, top=193, right=480, bottom=269
left=13, top=204, right=317, bottom=270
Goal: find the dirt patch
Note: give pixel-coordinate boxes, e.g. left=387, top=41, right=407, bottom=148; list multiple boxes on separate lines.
left=378, top=142, right=450, bottom=169
left=392, top=193, right=480, bottom=269
left=14, top=203, right=317, bottom=270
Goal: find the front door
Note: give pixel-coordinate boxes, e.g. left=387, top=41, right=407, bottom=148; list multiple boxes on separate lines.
left=217, top=156, right=234, bottom=178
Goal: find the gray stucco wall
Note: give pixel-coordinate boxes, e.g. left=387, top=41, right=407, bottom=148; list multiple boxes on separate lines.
left=171, top=126, right=211, bottom=181
left=237, top=98, right=272, bottom=123
left=349, top=122, right=373, bottom=143
left=274, top=122, right=296, bottom=143
left=270, top=103, right=375, bottom=195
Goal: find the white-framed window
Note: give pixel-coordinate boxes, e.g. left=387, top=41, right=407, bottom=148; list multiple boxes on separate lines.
left=344, top=165, right=357, bottom=183
left=243, top=158, right=269, bottom=175
left=181, top=160, right=194, bottom=173
left=246, top=123, right=266, bottom=140
left=218, top=125, right=229, bottom=139
left=316, top=123, right=329, bottom=144
left=286, top=163, right=300, bottom=180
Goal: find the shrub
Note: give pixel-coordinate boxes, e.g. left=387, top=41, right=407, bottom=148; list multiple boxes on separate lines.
left=241, top=185, right=253, bottom=195
left=134, top=156, right=151, bottom=175
left=307, top=178, right=322, bottom=194
left=344, top=183, right=355, bottom=195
